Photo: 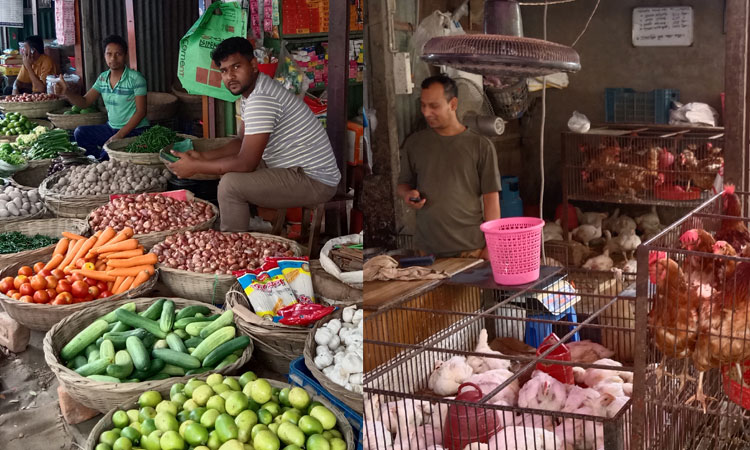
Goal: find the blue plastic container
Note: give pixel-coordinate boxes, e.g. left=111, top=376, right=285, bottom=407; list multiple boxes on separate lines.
left=500, top=176, right=523, bottom=218
left=288, top=357, right=363, bottom=450
left=605, top=88, right=680, bottom=124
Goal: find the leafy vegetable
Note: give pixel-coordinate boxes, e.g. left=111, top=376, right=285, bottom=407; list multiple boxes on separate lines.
left=0, top=146, right=26, bottom=166
left=124, top=126, right=177, bottom=154
left=0, top=231, right=57, bottom=254
left=24, top=129, right=79, bottom=160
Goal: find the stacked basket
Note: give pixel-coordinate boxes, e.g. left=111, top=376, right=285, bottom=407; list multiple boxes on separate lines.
left=104, top=133, right=196, bottom=167
left=0, top=182, right=45, bottom=223
left=46, top=107, right=107, bottom=130
left=0, top=218, right=88, bottom=268
left=0, top=99, right=66, bottom=118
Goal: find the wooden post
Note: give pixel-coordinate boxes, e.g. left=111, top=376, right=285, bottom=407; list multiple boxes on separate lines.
left=73, top=0, right=83, bottom=86
left=327, top=0, right=350, bottom=195
left=202, top=0, right=216, bottom=138
left=724, top=0, right=749, bottom=191
left=125, top=0, right=138, bottom=71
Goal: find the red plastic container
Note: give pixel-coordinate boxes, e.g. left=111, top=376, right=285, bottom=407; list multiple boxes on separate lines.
left=443, top=383, right=503, bottom=450
left=535, top=333, right=575, bottom=384
left=722, top=362, right=750, bottom=409
left=555, top=203, right=578, bottom=229
left=258, top=62, right=279, bottom=78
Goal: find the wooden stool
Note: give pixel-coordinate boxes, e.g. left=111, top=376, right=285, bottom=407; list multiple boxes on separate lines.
left=272, top=196, right=352, bottom=257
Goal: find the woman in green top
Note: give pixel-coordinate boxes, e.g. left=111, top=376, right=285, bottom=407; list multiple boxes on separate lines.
left=55, top=35, right=149, bottom=160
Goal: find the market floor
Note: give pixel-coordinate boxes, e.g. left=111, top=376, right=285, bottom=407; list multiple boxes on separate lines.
left=0, top=330, right=287, bottom=450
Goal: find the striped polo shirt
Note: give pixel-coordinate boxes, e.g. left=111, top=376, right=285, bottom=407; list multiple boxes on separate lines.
left=241, top=73, right=341, bottom=187
left=92, top=67, right=149, bottom=130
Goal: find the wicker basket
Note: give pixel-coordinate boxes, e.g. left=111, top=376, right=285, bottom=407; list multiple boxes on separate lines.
left=303, top=308, right=363, bottom=414
left=104, top=133, right=196, bottom=166
left=157, top=233, right=304, bottom=304
left=0, top=118, right=54, bottom=143
left=147, top=92, right=178, bottom=122
left=38, top=167, right=168, bottom=218
left=160, top=137, right=237, bottom=180
left=225, top=281, right=310, bottom=374
left=0, top=218, right=88, bottom=268
left=172, top=83, right=203, bottom=121
left=0, top=260, right=158, bottom=331
left=0, top=99, right=66, bottom=118
left=83, top=378, right=354, bottom=450
left=43, top=296, right=254, bottom=413
left=86, top=195, right=219, bottom=249
left=46, top=107, right=107, bottom=130
left=0, top=182, right=45, bottom=224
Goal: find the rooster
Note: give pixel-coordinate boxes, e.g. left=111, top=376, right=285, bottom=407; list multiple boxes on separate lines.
left=679, top=228, right=716, bottom=295
left=714, top=184, right=750, bottom=252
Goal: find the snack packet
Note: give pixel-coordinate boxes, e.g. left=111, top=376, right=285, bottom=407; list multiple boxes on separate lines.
left=237, top=273, right=277, bottom=318
left=258, top=266, right=298, bottom=310
left=275, top=303, right=336, bottom=326
left=268, top=256, right=315, bottom=304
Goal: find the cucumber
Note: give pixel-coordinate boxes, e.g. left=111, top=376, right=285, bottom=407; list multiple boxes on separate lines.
left=139, top=298, right=166, bottom=320
left=191, top=326, right=236, bottom=362
left=159, top=300, right=175, bottom=333
left=87, top=375, right=121, bottom=383
left=116, top=309, right=167, bottom=339
left=154, top=339, right=169, bottom=349
left=84, top=343, right=99, bottom=359
left=110, top=321, right=130, bottom=333
left=161, top=364, right=186, bottom=376
left=185, top=367, right=211, bottom=376
left=215, top=354, right=240, bottom=370
left=95, top=337, right=104, bottom=347
left=175, top=305, right=212, bottom=321
left=186, top=321, right=213, bottom=337
left=70, top=355, right=88, bottom=370
left=103, top=328, right=152, bottom=349
left=184, top=336, right=204, bottom=348
left=173, top=329, right=189, bottom=340
left=100, top=302, right=137, bottom=323
left=152, top=348, right=201, bottom=369
left=175, top=315, right=217, bottom=330
left=106, top=363, right=133, bottom=379
left=202, top=336, right=251, bottom=368
left=106, top=322, right=118, bottom=332
left=131, top=358, right=165, bottom=381
left=166, top=333, right=188, bottom=353
left=199, top=310, right=234, bottom=338
left=75, top=358, right=110, bottom=376
left=111, top=350, right=134, bottom=377
left=87, top=349, right=101, bottom=364
left=61, top=319, right=109, bottom=361
left=126, top=336, right=150, bottom=371
left=99, top=339, right=115, bottom=363
left=142, top=333, right=158, bottom=351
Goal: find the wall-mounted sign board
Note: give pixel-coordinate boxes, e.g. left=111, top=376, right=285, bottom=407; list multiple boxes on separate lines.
left=632, top=6, right=693, bottom=47
left=0, top=0, right=23, bottom=27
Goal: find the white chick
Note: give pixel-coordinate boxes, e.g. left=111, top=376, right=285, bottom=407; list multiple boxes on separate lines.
left=466, top=328, right=511, bottom=374
left=594, top=379, right=627, bottom=398
left=517, top=370, right=568, bottom=412
left=582, top=249, right=613, bottom=271
left=543, top=219, right=564, bottom=242
left=566, top=341, right=615, bottom=364
left=488, top=426, right=563, bottom=450
left=602, top=230, right=620, bottom=257
left=425, top=398, right=452, bottom=428
left=393, top=424, right=443, bottom=450
left=428, top=356, right=474, bottom=396
left=576, top=208, right=608, bottom=226
left=514, top=412, right=556, bottom=431
left=613, top=228, right=641, bottom=261
left=555, top=394, right=616, bottom=450
left=379, top=399, right=424, bottom=438
left=464, top=368, right=520, bottom=406
left=593, top=358, right=633, bottom=383
left=622, top=383, right=633, bottom=397
left=364, top=420, right=392, bottom=450
left=606, top=395, right=630, bottom=418
left=572, top=219, right=603, bottom=247
left=635, top=206, right=660, bottom=233
left=562, top=385, right=600, bottom=413
left=612, top=214, right=637, bottom=236
left=601, top=207, right=621, bottom=233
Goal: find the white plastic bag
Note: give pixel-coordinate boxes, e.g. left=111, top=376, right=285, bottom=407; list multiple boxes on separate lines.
left=319, top=233, right=363, bottom=290
left=568, top=111, right=591, bottom=133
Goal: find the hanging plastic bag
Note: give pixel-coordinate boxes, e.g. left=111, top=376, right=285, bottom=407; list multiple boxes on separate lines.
left=275, top=303, right=336, bottom=326
left=567, top=111, right=590, bottom=133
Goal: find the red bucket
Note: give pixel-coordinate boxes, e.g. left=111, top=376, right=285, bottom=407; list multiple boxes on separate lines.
left=722, top=362, right=750, bottom=409
left=258, top=62, right=279, bottom=77
left=443, top=383, right=503, bottom=450
left=535, top=333, right=575, bottom=384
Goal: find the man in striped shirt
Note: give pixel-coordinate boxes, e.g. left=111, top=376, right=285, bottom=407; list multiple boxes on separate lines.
left=168, top=37, right=340, bottom=231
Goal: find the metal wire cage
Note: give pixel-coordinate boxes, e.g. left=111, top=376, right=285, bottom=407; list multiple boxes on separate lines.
left=633, top=189, right=750, bottom=450
left=562, top=127, right=724, bottom=207
left=364, top=267, right=635, bottom=450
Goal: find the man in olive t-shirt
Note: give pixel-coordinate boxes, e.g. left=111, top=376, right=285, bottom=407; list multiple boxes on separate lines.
left=397, top=75, right=502, bottom=259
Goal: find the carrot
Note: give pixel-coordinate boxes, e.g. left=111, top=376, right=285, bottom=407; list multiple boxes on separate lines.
left=61, top=232, right=86, bottom=241
left=72, top=269, right=116, bottom=282
left=91, top=230, right=130, bottom=254
left=107, top=265, right=155, bottom=277
left=104, top=249, right=145, bottom=260
left=130, top=270, right=151, bottom=290
left=116, top=276, right=135, bottom=294
left=107, top=281, right=114, bottom=292
left=52, top=238, right=69, bottom=257
left=111, top=276, right=126, bottom=294
left=59, top=238, right=84, bottom=269
left=107, top=254, right=158, bottom=268
left=68, top=236, right=97, bottom=268
left=43, top=254, right=64, bottom=272
left=95, top=260, right=106, bottom=271
left=121, top=227, right=134, bottom=238
left=93, top=239, right=138, bottom=254
left=93, top=227, right=116, bottom=248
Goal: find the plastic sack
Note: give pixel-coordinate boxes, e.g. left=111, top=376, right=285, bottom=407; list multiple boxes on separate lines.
left=172, top=139, right=194, bottom=152
left=275, top=303, right=336, bottom=326
left=0, top=159, right=28, bottom=178
left=319, top=233, right=363, bottom=289
left=567, top=111, right=590, bottom=133
left=669, top=102, right=719, bottom=127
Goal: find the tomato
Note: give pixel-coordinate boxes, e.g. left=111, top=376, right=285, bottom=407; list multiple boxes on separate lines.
left=71, top=280, right=88, bottom=298
left=84, top=277, right=98, bottom=286
left=0, top=278, right=13, bottom=294
left=45, top=276, right=58, bottom=289
left=97, top=281, right=108, bottom=292
left=57, top=279, right=72, bottom=293
left=98, top=290, right=113, bottom=299
left=87, top=285, right=100, bottom=298
left=54, top=292, right=72, bottom=304
left=19, top=283, right=34, bottom=296
left=84, top=294, right=95, bottom=303
left=30, top=275, right=47, bottom=291
left=52, top=297, right=67, bottom=305
left=10, top=292, right=22, bottom=300
left=51, top=269, right=64, bottom=279
left=33, top=262, right=45, bottom=274
left=70, top=272, right=84, bottom=282
left=46, top=288, right=57, bottom=299
left=13, top=275, right=28, bottom=290
left=2, top=276, right=14, bottom=287
left=38, top=269, right=52, bottom=278
left=19, top=295, right=33, bottom=303
left=33, top=290, right=50, bottom=304
left=18, top=266, right=33, bottom=277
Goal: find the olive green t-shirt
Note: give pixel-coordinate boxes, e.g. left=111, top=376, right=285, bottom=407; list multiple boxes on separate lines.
left=398, top=127, right=502, bottom=257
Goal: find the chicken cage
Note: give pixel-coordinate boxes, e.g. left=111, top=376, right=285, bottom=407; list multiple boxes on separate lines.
left=562, top=126, right=724, bottom=208
left=633, top=188, right=750, bottom=450
left=364, top=266, right=636, bottom=450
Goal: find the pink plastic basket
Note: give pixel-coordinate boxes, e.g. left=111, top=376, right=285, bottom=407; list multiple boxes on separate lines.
left=480, top=217, right=544, bottom=285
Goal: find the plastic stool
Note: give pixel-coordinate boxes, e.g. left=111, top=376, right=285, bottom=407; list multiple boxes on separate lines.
left=525, top=306, right=580, bottom=348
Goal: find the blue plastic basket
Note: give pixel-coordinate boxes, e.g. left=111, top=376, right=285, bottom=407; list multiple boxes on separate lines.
left=605, top=88, right=680, bottom=124
left=288, top=357, right=363, bottom=450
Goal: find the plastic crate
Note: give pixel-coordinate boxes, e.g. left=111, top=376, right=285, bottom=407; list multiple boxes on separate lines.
left=288, top=357, right=363, bottom=450
left=605, top=88, right=680, bottom=124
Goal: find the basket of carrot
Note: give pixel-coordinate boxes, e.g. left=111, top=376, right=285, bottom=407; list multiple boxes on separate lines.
left=0, top=226, right=159, bottom=331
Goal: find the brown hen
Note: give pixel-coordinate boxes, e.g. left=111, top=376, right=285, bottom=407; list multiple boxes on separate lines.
left=714, top=185, right=750, bottom=252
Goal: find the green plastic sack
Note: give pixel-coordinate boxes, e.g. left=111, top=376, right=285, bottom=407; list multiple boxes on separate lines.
left=172, top=138, right=194, bottom=152
left=177, top=2, right=247, bottom=102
